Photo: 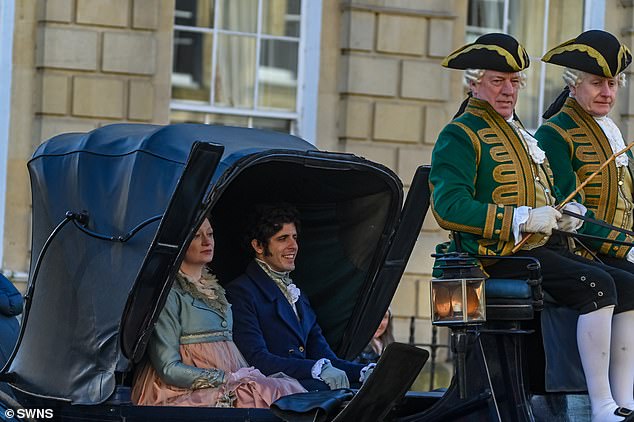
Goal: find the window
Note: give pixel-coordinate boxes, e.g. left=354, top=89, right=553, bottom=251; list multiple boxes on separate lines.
left=171, top=0, right=320, bottom=140
left=466, top=0, right=603, bottom=129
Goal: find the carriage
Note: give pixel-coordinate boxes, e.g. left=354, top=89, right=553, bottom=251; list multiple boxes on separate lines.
left=0, top=123, right=575, bottom=421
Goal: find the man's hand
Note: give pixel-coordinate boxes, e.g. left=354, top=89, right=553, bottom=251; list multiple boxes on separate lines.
left=523, top=206, right=561, bottom=235
left=319, top=362, right=350, bottom=389
left=557, top=202, right=584, bottom=232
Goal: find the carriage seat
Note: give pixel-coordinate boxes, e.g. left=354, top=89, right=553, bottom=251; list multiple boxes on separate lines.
left=485, top=278, right=539, bottom=321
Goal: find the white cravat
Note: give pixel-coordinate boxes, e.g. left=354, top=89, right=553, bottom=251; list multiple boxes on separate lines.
left=508, top=119, right=546, bottom=165
left=594, top=116, right=629, bottom=167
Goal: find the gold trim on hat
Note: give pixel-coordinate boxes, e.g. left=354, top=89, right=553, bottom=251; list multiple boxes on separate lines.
left=543, top=43, right=613, bottom=77
left=618, top=44, right=632, bottom=74
left=442, top=44, right=527, bottom=71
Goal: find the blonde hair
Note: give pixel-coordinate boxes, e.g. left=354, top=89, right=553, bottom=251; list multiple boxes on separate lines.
left=464, top=68, right=528, bottom=89
left=563, top=68, right=627, bottom=88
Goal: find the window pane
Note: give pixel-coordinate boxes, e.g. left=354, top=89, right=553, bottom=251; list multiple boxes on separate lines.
left=170, top=110, right=208, bottom=123
left=175, top=0, right=214, bottom=28
left=262, top=0, right=301, bottom=37
left=258, top=39, right=298, bottom=110
left=215, top=34, right=257, bottom=108
left=172, top=30, right=212, bottom=103
left=252, top=117, right=292, bottom=133
left=508, top=0, right=545, bottom=129
left=169, top=110, right=291, bottom=134
left=466, top=0, right=504, bottom=41
left=217, top=0, right=258, bottom=33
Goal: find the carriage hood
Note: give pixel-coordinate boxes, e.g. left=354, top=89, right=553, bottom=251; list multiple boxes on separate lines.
left=4, top=123, right=428, bottom=405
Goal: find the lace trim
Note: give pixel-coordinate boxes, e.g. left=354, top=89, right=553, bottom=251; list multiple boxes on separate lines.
left=191, top=368, right=226, bottom=390
left=176, top=270, right=229, bottom=315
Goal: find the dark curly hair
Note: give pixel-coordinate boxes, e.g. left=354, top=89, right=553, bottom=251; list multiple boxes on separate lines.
left=246, top=203, right=301, bottom=257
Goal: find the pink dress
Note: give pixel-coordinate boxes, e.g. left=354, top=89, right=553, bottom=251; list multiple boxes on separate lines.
left=131, top=271, right=306, bottom=408
left=132, top=341, right=305, bottom=407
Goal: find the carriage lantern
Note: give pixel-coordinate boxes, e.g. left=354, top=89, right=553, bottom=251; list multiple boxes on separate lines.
left=430, top=253, right=486, bottom=326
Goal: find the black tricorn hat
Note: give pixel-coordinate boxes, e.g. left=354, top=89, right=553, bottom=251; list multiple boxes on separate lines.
left=442, top=33, right=530, bottom=72
left=542, top=30, right=632, bottom=77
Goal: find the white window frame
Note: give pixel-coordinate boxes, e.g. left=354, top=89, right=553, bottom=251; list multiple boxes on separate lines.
left=170, top=0, right=321, bottom=144
left=0, top=0, right=15, bottom=268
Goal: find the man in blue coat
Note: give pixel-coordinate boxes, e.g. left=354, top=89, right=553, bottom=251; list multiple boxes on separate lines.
left=226, top=203, right=372, bottom=391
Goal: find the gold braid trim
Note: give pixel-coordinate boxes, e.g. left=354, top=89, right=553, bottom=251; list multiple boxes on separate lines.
left=451, top=121, right=481, bottom=167
left=442, top=44, right=525, bottom=71
left=430, top=201, right=483, bottom=235
left=191, top=368, right=226, bottom=390
left=483, top=204, right=497, bottom=239
left=543, top=43, right=613, bottom=77
left=543, top=122, right=575, bottom=160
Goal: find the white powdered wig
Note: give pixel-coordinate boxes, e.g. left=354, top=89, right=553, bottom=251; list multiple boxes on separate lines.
left=563, top=68, right=627, bottom=87
left=464, top=69, right=528, bottom=89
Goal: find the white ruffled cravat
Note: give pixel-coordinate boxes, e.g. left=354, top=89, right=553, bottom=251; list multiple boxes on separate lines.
left=508, top=119, right=546, bottom=164
left=255, top=259, right=301, bottom=304
left=594, top=115, right=629, bottom=167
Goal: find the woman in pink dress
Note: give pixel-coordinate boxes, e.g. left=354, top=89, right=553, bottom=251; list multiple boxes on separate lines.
left=132, top=218, right=306, bottom=407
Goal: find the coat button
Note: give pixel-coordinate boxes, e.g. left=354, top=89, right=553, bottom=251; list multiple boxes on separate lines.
left=288, top=349, right=295, bottom=354
left=496, top=213, right=503, bottom=220
left=299, top=346, right=305, bottom=352
left=598, top=291, right=604, bottom=297
left=221, top=320, right=227, bottom=327
left=494, top=229, right=501, bottom=235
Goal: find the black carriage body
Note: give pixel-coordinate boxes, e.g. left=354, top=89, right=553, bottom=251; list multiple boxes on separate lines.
left=3, top=123, right=429, bottom=420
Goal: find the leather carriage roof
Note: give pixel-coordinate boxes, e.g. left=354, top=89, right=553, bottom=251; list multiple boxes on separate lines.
left=32, top=122, right=316, bottom=165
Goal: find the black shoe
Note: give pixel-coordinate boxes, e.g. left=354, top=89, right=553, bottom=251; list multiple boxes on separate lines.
left=615, top=407, right=634, bottom=421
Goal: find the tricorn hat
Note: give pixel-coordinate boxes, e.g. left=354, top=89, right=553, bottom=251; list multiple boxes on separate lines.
left=442, top=33, right=530, bottom=72
left=542, top=30, right=632, bottom=77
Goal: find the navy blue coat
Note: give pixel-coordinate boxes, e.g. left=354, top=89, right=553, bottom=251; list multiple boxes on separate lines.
left=226, top=261, right=364, bottom=383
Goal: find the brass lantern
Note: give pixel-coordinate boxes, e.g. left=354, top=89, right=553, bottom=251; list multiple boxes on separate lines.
left=430, top=253, right=486, bottom=325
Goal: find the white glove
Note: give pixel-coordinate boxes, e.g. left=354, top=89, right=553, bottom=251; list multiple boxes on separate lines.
left=227, top=366, right=264, bottom=389
left=557, top=202, right=585, bottom=232
left=360, top=363, right=376, bottom=384
left=523, top=206, right=561, bottom=235
left=319, top=362, right=350, bottom=390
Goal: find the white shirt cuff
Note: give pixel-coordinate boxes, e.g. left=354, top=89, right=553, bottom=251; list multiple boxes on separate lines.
left=360, top=363, right=376, bottom=383
left=311, top=358, right=330, bottom=380
left=564, top=201, right=587, bottom=215
left=627, top=248, right=634, bottom=264
left=513, top=206, right=531, bottom=244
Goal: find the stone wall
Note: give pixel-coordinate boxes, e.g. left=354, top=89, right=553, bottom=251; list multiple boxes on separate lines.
left=5, top=0, right=174, bottom=282
left=324, top=0, right=469, bottom=387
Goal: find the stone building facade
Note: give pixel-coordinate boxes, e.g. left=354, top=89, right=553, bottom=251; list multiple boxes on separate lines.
left=3, top=0, right=634, bottom=388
